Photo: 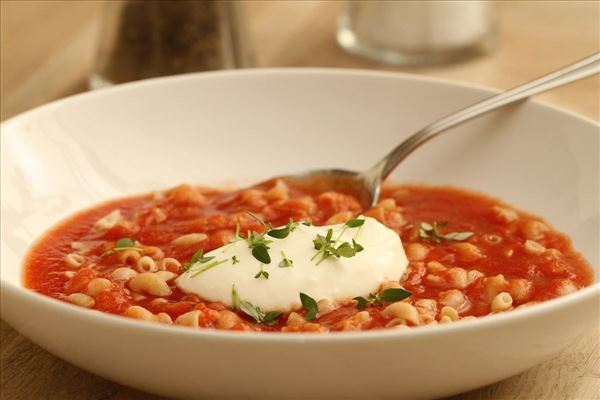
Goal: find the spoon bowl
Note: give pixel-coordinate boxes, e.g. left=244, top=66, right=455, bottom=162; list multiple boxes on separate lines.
left=272, top=169, right=378, bottom=209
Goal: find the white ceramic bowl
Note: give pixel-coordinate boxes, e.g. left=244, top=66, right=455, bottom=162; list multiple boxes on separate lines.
left=1, top=69, right=598, bottom=400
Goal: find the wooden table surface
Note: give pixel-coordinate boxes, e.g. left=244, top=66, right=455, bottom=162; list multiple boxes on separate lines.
left=1, top=1, right=599, bottom=399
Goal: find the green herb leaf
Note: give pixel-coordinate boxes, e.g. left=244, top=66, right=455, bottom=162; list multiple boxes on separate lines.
left=354, top=296, right=368, bottom=309
left=183, top=247, right=215, bottom=271
left=419, top=221, right=473, bottom=243
left=302, top=221, right=312, bottom=226
left=278, top=251, right=293, bottom=268
left=267, top=227, right=290, bottom=239
left=352, top=239, right=364, bottom=252
left=190, top=247, right=205, bottom=263
left=300, top=292, right=319, bottom=321
left=190, top=247, right=215, bottom=264
left=254, top=267, right=269, bottom=280
left=245, top=230, right=273, bottom=264
left=101, top=238, right=143, bottom=256
left=232, top=285, right=282, bottom=326
left=182, top=248, right=209, bottom=271
left=336, top=242, right=356, bottom=258
left=313, top=234, right=326, bottom=251
left=239, top=299, right=263, bottom=323
left=262, top=311, right=282, bottom=326
left=247, top=231, right=272, bottom=247
left=232, top=255, right=240, bottom=265
left=252, top=246, right=271, bottom=264
left=116, top=238, right=135, bottom=248
left=345, top=218, right=365, bottom=228
left=325, top=228, right=333, bottom=241
left=312, top=227, right=365, bottom=265
left=353, top=288, right=412, bottom=309
left=380, top=288, right=412, bottom=302
left=267, top=219, right=298, bottom=239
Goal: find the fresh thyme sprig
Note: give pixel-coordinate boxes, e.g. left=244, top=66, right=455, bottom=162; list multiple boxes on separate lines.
left=246, top=231, right=272, bottom=264
left=181, top=247, right=215, bottom=271
left=267, top=218, right=299, bottom=239
left=190, top=247, right=215, bottom=264
left=241, top=212, right=303, bottom=265
left=419, top=221, right=473, bottom=243
left=345, top=218, right=365, bottom=228
left=183, top=247, right=227, bottom=277
left=354, top=288, right=412, bottom=309
left=115, top=238, right=135, bottom=248
left=232, top=285, right=281, bottom=326
left=311, top=218, right=365, bottom=265
left=300, top=292, right=319, bottom=321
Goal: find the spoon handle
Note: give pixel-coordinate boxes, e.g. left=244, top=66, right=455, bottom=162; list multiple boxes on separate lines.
left=372, top=52, right=600, bottom=181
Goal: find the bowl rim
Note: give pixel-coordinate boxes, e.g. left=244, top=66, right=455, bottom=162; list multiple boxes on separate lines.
left=2, top=67, right=598, bottom=343
left=2, top=67, right=599, bottom=128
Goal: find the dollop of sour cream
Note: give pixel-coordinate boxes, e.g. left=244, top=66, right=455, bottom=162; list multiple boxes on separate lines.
left=176, top=216, right=408, bottom=312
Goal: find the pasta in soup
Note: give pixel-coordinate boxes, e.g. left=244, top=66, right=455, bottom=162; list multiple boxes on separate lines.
left=23, top=180, right=593, bottom=332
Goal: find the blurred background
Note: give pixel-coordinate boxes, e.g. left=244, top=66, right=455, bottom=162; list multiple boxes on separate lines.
left=1, top=0, right=599, bottom=122
left=0, top=1, right=599, bottom=399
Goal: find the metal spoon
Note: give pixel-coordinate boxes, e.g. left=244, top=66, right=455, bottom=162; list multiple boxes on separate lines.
left=269, top=52, right=600, bottom=208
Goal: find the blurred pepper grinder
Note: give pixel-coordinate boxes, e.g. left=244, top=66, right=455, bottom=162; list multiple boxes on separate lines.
left=90, top=0, right=252, bottom=88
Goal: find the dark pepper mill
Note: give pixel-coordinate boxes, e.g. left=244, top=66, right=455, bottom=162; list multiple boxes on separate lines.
left=90, top=0, right=251, bottom=88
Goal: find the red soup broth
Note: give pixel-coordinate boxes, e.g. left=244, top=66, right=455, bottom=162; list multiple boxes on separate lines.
left=23, top=182, right=594, bottom=332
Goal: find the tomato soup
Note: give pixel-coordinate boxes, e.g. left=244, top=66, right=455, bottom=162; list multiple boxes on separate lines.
left=23, top=181, right=594, bottom=332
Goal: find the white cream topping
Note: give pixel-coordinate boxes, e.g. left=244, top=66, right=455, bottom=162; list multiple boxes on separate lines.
left=175, top=216, right=408, bottom=312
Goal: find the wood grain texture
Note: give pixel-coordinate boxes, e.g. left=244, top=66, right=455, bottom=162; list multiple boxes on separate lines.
left=1, top=1, right=599, bottom=399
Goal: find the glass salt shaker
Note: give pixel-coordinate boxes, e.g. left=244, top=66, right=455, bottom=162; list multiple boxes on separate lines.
left=90, top=0, right=252, bottom=88
left=337, top=1, right=497, bottom=66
